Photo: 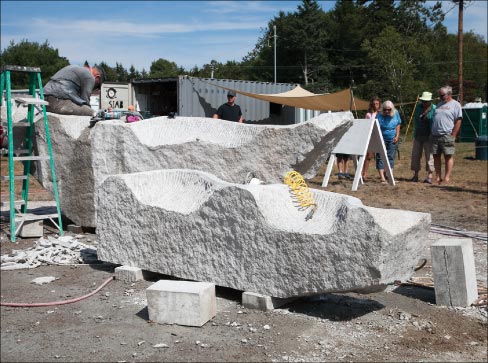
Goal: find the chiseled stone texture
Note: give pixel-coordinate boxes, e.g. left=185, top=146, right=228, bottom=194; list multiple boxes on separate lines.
left=33, top=112, right=353, bottom=227
left=33, top=114, right=95, bottom=227
left=97, top=169, right=431, bottom=298
left=431, top=238, right=478, bottom=307
left=146, top=280, right=216, bottom=327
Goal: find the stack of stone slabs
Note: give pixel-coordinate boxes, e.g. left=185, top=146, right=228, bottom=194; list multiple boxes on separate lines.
left=97, top=169, right=431, bottom=298
left=33, top=112, right=353, bottom=227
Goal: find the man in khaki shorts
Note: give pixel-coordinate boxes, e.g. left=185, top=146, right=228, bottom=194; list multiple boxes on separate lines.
left=430, top=86, right=462, bottom=184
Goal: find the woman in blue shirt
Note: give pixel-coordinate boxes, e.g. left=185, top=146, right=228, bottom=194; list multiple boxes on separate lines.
left=376, top=100, right=401, bottom=183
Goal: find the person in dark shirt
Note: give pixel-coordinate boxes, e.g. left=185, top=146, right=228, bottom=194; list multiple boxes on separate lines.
left=213, top=90, right=243, bottom=123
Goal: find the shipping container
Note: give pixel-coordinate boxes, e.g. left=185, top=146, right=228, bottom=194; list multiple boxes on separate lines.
left=130, top=76, right=319, bottom=124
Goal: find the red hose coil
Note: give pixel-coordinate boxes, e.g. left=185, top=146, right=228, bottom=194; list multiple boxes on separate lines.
left=0, top=276, right=114, bottom=307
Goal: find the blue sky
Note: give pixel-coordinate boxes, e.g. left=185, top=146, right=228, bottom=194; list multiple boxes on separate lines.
left=1, top=1, right=487, bottom=73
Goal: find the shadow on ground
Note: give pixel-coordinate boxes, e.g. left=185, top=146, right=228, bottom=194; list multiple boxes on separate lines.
left=392, top=285, right=436, bottom=304
left=285, top=293, right=385, bottom=321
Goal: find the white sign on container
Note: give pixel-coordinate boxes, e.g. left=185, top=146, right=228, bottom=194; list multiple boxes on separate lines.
left=100, top=83, right=132, bottom=110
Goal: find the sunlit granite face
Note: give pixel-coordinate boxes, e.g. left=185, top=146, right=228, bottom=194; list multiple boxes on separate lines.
left=33, top=112, right=353, bottom=227
left=97, top=169, right=431, bottom=298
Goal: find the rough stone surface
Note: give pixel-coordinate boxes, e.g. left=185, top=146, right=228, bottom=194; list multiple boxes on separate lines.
left=115, top=266, right=143, bottom=282
left=146, top=280, right=216, bottom=327
left=97, top=169, right=431, bottom=298
left=19, top=220, right=43, bottom=238
left=431, top=238, right=478, bottom=307
left=33, top=113, right=353, bottom=227
left=32, top=114, right=94, bottom=227
left=1, top=102, right=34, bottom=149
left=242, top=291, right=296, bottom=311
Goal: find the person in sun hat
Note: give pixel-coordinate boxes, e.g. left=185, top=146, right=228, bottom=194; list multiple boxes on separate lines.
left=213, top=90, right=243, bottom=123
left=430, top=85, right=462, bottom=184
left=410, top=91, right=436, bottom=184
left=44, top=62, right=105, bottom=116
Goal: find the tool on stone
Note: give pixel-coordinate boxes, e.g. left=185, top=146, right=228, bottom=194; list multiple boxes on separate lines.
left=89, top=109, right=106, bottom=128
left=283, top=170, right=317, bottom=221
left=0, top=65, right=64, bottom=242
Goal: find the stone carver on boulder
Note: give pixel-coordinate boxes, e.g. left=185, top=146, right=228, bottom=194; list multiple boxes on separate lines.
left=44, top=62, right=105, bottom=116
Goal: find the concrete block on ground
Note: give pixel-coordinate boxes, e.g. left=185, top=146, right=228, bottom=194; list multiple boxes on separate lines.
left=115, top=266, right=143, bottom=282
left=33, top=112, right=353, bottom=227
left=66, top=224, right=83, bottom=234
left=97, top=169, right=431, bottom=298
left=146, top=280, right=216, bottom=327
left=242, top=291, right=296, bottom=311
left=431, top=238, right=478, bottom=307
left=19, top=220, right=43, bottom=238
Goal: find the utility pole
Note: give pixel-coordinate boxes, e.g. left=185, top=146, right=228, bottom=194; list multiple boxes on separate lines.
left=457, top=0, right=464, bottom=103
left=273, top=25, right=277, bottom=83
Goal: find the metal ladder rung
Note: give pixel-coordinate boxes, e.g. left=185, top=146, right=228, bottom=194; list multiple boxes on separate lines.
left=15, top=213, right=59, bottom=222
left=2, top=65, right=63, bottom=242
left=1, top=121, right=31, bottom=128
left=1, top=148, right=30, bottom=156
left=14, top=97, right=49, bottom=106
left=0, top=199, right=25, bottom=207
left=13, top=155, right=50, bottom=161
left=0, top=175, right=28, bottom=180
left=1, top=65, right=41, bottom=73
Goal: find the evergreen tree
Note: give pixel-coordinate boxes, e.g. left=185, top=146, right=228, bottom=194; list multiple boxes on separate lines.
left=149, top=58, right=179, bottom=78
left=0, top=39, right=69, bottom=88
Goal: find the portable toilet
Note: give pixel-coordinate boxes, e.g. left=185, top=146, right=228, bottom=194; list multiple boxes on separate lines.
left=459, top=101, right=487, bottom=143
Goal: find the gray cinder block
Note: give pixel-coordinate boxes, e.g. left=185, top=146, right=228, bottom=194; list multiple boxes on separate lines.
left=431, top=238, right=478, bottom=307
left=146, top=280, right=216, bottom=327
left=67, top=224, right=83, bottom=234
left=114, top=266, right=143, bottom=282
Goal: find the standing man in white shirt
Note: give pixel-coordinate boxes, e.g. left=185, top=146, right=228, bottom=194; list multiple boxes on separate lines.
left=430, top=86, right=462, bottom=185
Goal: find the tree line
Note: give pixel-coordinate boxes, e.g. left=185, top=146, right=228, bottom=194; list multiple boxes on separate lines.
left=1, top=0, right=486, bottom=111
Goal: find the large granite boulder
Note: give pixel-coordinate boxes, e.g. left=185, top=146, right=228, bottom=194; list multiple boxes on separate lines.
left=97, top=169, right=431, bottom=298
left=33, top=113, right=353, bottom=227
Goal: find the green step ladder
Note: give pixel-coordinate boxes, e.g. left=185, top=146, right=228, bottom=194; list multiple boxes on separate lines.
left=1, top=65, right=63, bottom=242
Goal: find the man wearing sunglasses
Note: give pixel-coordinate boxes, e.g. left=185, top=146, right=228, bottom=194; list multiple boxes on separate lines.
left=213, top=90, right=243, bottom=123
left=430, top=86, right=462, bottom=184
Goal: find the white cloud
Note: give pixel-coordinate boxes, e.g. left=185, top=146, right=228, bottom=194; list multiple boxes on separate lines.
left=30, top=17, right=265, bottom=37
left=204, top=1, right=297, bottom=15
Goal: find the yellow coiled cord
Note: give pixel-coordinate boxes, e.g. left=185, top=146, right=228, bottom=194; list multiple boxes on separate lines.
left=283, top=170, right=317, bottom=221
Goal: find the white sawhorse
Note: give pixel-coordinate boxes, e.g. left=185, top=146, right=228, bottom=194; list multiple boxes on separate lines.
left=322, top=118, right=395, bottom=191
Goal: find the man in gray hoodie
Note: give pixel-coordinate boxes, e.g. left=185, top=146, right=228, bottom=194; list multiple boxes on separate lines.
left=44, top=62, right=105, bottom=116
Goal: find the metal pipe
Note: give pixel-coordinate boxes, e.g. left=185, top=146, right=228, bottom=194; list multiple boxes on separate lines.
left=273, top=25, right=277, bottom=83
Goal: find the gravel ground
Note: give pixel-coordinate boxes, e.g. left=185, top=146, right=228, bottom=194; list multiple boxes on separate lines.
left=1, top=227, right=486, bottom=362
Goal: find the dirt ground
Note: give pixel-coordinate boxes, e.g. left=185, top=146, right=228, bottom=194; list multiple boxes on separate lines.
left=1, top=140, right=487, bottom=362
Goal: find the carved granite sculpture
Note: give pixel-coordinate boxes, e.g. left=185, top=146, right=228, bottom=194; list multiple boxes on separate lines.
left=33, top=113, right=353, bottom=227
left=97, top=169, right=431, bottom=298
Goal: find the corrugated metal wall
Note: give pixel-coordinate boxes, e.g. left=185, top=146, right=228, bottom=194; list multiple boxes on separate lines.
left=178, top=76, right=298, bottom=123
